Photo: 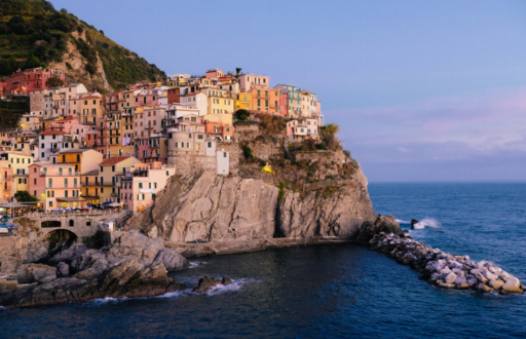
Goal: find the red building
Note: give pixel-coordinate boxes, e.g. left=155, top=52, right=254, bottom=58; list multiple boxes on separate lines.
left=1, top=67, right=65, bottom=96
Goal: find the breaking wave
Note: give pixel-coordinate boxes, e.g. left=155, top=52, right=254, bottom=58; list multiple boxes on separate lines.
left=395, top=218, right=410, bottom=224
left=204, top=278, right=253, bottom=296
left=89, top=296, right=129, bottom=305
left=157, top=289, right=192, bottom=299
left=87, top=278, right=255, bottom=305
left=413, top=217, right=441, bottom=230
left=188, top=260, right=207, bottom=269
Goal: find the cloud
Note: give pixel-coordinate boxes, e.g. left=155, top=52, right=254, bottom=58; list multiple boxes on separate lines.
left=328, top=87, right=526, bottom=181
left=338, top=87, right=526, bottom=156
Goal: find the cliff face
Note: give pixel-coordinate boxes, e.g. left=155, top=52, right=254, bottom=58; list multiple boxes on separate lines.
left=129, top=121, right=375, bottom=255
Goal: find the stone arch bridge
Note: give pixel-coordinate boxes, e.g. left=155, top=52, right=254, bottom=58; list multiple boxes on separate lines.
left=22, top=210, right=132, bottom=239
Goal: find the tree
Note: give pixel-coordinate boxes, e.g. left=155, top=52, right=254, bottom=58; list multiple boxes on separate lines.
left=319, top=124, right=339, bottom=150
left=234, top=109, right=250, bottom=122
left=14, top=191, right=38, bottom=202
left=46, top=75, right=64, bottom=88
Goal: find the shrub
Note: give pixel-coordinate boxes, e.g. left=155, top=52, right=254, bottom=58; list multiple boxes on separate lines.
left=319, top=124, right=339, bottom=150
left=46, top=75, right=64, bottom=88
left=242, top=145, right=253, bottom=160
left=14, top=191, right=38, bottom=202
left=234, top=109, right=250, bottom=122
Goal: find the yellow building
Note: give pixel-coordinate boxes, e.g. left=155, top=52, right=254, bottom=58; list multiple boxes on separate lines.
left=1, top=151, right=33, bottom=195
left=74, top=92, right=105, bottom=128
left=98, top=156, right=145, bottom=203
left=80, top=169, right=100, bottom=205
left=57, top=149, right=103, bottom=174
left=203, top=89, right=234, bottom=126
left=235, top=92, right=251, bottom=111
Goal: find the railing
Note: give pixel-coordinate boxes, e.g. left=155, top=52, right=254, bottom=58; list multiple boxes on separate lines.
left=24, top=209, right=126, bottom=219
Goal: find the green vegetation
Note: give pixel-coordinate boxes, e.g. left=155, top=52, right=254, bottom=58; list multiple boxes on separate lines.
left=45, top=74, right=64, bottom=88
left=14, top=191, right=38, bottom=202
left=234, top=109, right=250, bottom=122
left=257, top=113, right=287, bottom=135
left=0, top=0, right=166, bottom=89
left=319, top=124, right=339, bottom=150
left=0, top=96, right=29, bottom=129
left=89, top=28, right=166, bottom=89
left=0, top=0, right=76, bottom=75
left=241, top=144, right=254, bottom=160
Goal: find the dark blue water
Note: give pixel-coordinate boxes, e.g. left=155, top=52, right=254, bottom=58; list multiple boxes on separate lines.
left=1, top=183, right=525, bottom=338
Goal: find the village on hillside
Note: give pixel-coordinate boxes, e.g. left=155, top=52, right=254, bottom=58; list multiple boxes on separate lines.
left=0, top=67, right=323, bottom=234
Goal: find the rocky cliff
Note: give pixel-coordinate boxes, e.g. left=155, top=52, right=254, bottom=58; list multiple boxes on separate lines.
left=128, top=116, right=376, bottom=256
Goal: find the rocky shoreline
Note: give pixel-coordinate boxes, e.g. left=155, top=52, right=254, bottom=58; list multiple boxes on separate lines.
left=0, top=230, right=188, bottom=308
left=358, top=216, right=524, bottom=294
left=1, top=214, right=524, bottom=308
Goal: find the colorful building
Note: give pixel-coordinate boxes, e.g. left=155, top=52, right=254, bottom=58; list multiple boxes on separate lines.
left=56, top=149, right=103, bottom=174
left=2, top=68, right=64, bottom=96
left=98, top=156, right=145, bottom=203
left=28, top=163, right=81, bottom=211
left=119, top=162, right=175, bottom=213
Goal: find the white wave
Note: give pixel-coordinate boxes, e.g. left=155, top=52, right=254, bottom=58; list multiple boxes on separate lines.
left=413, top=217, right=441, bottom=230
left=205, top=278, right=253, bottom=296
left=157, top=289, right=192, bottom=299
left=188, top=260, right=207, bottom=269
left=395, top=218, right=410, bottom=224
left=89, top=296, right=128, bottom=305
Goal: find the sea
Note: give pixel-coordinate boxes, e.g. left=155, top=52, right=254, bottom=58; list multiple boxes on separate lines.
left=0, top=183, right=525, bottom=338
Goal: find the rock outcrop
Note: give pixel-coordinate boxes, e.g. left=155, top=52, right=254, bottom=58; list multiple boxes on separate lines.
left=358, top=216, right=524, bottom=294
left=0, top=230, right=188, bottom=308
left=129, top=167, right=374, bottom=256
left=193, top=276, right=233, bottom=294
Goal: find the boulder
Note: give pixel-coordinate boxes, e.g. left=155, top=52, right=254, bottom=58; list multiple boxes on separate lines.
left=193, top=276, right=232, bottom=294
left=57, top=262, right=70, bottom=277
left=501, top=277, right=523, bottom=294
left=110, top=230, right=164, bottom=263
left=16, top=264, right=57, bottom=284
left=444, top=272, right=457, bottom=285
left=356, top=215, right=402, bottom=244
left=477, top=283, right=493, bottom=293
left=154, top=248, right=188, bottom=272
left=489, top=278, right=504, bottom=290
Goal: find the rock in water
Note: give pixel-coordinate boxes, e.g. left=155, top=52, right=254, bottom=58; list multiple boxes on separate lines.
left=359, top=218, right=524, bottom=295
left=193, top=276, right=232, bottom=294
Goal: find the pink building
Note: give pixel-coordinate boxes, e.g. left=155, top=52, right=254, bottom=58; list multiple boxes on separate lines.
left=2, top=68, right=64, bottom=96
left=133, top=106, right=167, bottom=139
left=119, top=162, right=175, bottom=213
left=28, top=162, right=81, bottom=210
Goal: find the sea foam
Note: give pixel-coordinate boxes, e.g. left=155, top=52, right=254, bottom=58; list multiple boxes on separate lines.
left=413, top=217, right=441, bottom=229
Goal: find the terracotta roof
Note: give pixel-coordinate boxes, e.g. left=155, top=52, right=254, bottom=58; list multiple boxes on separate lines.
left=100, top=156, right=132, bottom=166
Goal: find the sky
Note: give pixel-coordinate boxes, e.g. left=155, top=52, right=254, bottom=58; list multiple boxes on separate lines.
left=50, top=0, right=526, bottom=182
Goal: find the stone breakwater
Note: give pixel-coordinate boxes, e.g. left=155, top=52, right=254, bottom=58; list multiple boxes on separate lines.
left=361, top=216, right=524, bottom=294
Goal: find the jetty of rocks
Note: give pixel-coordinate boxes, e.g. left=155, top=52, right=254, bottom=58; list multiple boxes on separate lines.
left=358, top=216, right=524, bottom=294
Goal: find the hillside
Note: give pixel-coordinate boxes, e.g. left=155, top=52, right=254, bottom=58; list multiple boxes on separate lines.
left=0, top=0, right=166, bottom=91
